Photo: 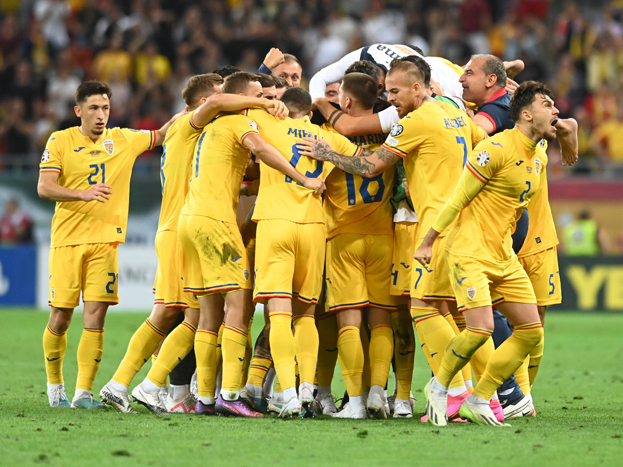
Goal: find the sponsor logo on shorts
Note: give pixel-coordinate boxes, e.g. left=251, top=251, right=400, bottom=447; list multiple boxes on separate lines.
left=467, top=287, right=476, bottom=300
left=117, top=228, right=122, bottom=234
left=476, top=151, right=490, bottom=167
left=244, top=269, right=250, bottom=281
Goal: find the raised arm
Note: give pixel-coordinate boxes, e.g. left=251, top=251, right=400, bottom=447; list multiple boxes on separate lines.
left=555, top=117, right=579, bottom=166
left=242, top=133, right=325, bottom=194
left=193, top=95, right=288, bottom=129
left=38, top=171, right=112, bottom=203
left=414, top=167, right=488, bottom=266
left=313, top=98, right=385, bottom=136
left=309, top=49, right=362, bottom=99
left=296, top=137, right=400, bottom=178
left=154, top=108, right=189, bottom=146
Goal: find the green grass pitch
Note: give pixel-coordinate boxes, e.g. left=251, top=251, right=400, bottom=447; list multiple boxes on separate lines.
left=0, top=310, right=622, bottom=466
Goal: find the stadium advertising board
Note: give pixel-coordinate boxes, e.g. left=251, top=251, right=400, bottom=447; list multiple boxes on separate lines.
left=554, top=256, right=623, bottom=312
left=0, top=245, right=37, bottom=306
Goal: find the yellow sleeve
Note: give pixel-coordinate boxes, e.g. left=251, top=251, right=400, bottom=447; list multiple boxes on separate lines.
left=432, top=142, right=504, bottom=233
left=379, top=113, right=425, bottom=158
left=121, top=128, right=157, bottom=154
left=229, top=115, right=260, bottom=143
left=39, top=133, right=63, bottom=174
left=468, top=116, right=488, bottom=148
left=322, top=128, right=362, bottom=157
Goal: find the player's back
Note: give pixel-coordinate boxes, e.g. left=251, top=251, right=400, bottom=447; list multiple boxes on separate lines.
left=182, top=113, right=256, bottom=224
left=249, top=110, right=361, bottom=224
left=158, top=112, right=203, bottom=232
left=446, top=128, right=545, bottom=262
left=322, top=124, right=394, bottom=238
left=40, top=126, right=156, bottom=247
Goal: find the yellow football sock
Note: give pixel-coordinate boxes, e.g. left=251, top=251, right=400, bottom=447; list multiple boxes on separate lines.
left=293, top=315, right=318, bottom=385
left=247, top=356, right=273, bottom=387
left=437, top=326, right=492, bottom=388
left=275, top=377, right=282, bottom=394
left=361, top=325, right=371, bottom=391
left=473, top=322, right=544, bottom=400
left=146, top=320, right=196, bottom=387
left=454, top=315, right=466, bottom=332
left=515, top=356, right=531, bottom=395
left=369, top=324, right=393, bottom=388
left=528, top=334, right=545, bottom=386
left=76, top=328, right=104, bottom=391
left=195, top=329, right=219, bottom=398
left=269, top=312, right=296, bottom=390
left=391, top=310, right=415, bottom=400
left=414, top=325, right=437, bottom=373
left=239, top=336, right=254, bottom=389
left=215, top=322, right=224, bottom=377
left=112, top=319, right=166, bottom=387
left=316, top=314, right=339, bottom=387
left=470, top=337, right=495, bottom=383
left=43, top=325, right=67, bottom=385
left=411, top=306, right=456, bottom=376
left=337, top=326, right=364, bottom=397
left=444, top=312, right=472, bottom=388
left=221, top=325, right=248, bottom=394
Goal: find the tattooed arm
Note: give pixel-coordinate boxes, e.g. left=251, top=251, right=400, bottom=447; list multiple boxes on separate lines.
left=296, top=137, right=401, bottom=178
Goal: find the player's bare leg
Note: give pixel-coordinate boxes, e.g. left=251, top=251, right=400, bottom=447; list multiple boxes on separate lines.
left=43, top=306, right=74, bottom=407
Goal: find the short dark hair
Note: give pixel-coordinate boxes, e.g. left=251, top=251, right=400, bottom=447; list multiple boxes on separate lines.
left=407, top=45, right=425, bottom=56
left=341, top=73, right=378, bottom=110
left=471, top=54, right=507, bottom=87
left=283, top=54, right=302, bottom=69
left=212, top=65, right=241, bottom=79
left=257, top=74, right=276, bottom=88
left=222, top=72, right=261, bottom=94
left=280, top=87, right=311, bottom=117
left=75, top=81, right=112, bottom=105
left=510, top=81, right=555, bottom=122
left=345, top=60, right=381, bottom=82
left=388, top=58, right=428, bottom=87
left=272, top=76, right=288, bottom=89
left=182, top=73, right=224, bottom=108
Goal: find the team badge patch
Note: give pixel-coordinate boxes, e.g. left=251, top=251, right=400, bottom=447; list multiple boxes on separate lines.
left=476, top=151, right=490, bottom=167
left=103, top=140, right=114, bottom=155
left=390, top=124, right=404, bottom=137
left=244, top=269, right=250, bottom=281
left=538, top=139, right=546, bottom=147
left=41, top=149, right=50, bottom=163
left=534, top=158, right=541, bottom=175
left=467, top=287, right=476, bottom=300
left=249, top=121, right=259, bottom=131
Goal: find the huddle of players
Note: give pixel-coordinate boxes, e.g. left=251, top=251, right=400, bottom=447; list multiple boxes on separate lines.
left=39, top=44, right=575, bottom=425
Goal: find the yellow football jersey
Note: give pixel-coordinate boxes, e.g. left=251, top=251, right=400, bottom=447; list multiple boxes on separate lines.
left=322, top=123, right=395, bottom=238
left=157, top=112, right=204, bottom=232
left=40, top=126, right=156, bottom=247
left=248, top=109, right=362, bottom=224
left=518, top=140, right=558, bottom=257
left=381, top=100, right=483, bottom=240
left=181, top=113, right=258, bottom=224
left=435, top=127, right=546, bottom=263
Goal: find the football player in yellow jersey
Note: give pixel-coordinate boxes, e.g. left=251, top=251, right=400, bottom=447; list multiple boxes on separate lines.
left=177, top=72, right=323, bottom=417
left=38, top=81, right=184, bottom=409
left=414, top=81, right=557, bottom=426
left=298, top=57, right=487, bottom=418
left=245, top=87, right=362, bottom=418
left=318, top=73, right=398, bottom=419
left=99, top=74, right=289, bottom=414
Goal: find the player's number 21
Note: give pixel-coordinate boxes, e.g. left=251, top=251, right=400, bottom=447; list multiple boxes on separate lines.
left=88, top=163, right=106, bottom=185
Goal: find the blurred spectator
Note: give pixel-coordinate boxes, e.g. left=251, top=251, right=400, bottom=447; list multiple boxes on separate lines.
left=0, top=99, right=33, bottom=162
left=0, top=199, right=33, bottom=244
left=591, top=105, right=623, bottom=163
left=93, top=33, right=133, bottom=84
left=34, top=0, right=71, bottom=51
left=135, top=43, right=172, bottom=86
left=47, top=61, right=81, bottom=121
left=561, top=210, right=612, bottom=256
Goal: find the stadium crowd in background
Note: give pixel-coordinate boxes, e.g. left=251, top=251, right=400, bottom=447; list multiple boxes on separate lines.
left=0, top=0, right=622, bottom=175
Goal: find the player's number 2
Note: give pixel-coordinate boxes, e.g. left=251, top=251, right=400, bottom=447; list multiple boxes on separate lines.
left=520, top=181, right=531, bottom=202
left=88, top=164, right=106, bottom=185
left=286, top=144, right=323, bottom=183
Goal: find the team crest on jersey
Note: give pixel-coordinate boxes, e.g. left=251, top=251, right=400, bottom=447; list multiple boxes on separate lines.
left=103, top=140, right=114, bottom=155
left=534, top=158, right=541, bottom=175
left=467, top=287, right=476, bottom=300
left=249, top=120, right=259, bottom=131
left=476, top=151, right=490, bottom=167
left=244, top=269, right=250, bottom=281
left=41, top=149, right=50, bottom=163
left=390, top=124, right=404, bottom=137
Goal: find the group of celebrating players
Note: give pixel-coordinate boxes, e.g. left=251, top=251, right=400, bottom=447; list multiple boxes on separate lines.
left=38, top=42, right=579, bottom=426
